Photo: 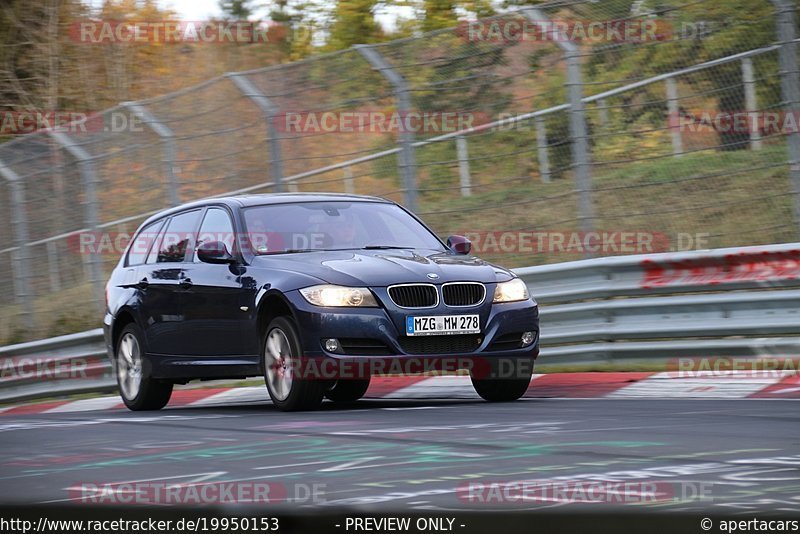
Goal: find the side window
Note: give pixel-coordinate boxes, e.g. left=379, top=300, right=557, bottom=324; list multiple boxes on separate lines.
left=145, top=221, right=167, bottom=265
left=156, top=210, right=202, bottom=263
left=195, top=208, right=236, bottom=261
left=126, top=220, right=163, bottom=266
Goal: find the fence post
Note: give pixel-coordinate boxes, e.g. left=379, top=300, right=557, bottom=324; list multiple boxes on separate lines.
left=355, top=44, right=418, bottom=212
left=49, top=132, right=104, bottom=315
left=343, top=166, right=354, bottom=194
left=597, top=98, right=609, bottom=127
left=772, top=0, right=800, bottom=236
left=226, top=73, right=286, bottom=193
left=46, top=240, right=61, bottom=293
left=535, top=116, right=551, bottom=183
left=524, top=8, right=594, bottom=248
left=666, top=77, right=684, bottom=157
left=455, top=136, right=472, bottom=197
left=741, top=58, right=763, bottom=151
left=122, top=102, right=180, bottom=206
left=0, top=160, right=34, bottom=329
left=10, top=249, right=22, bottom=305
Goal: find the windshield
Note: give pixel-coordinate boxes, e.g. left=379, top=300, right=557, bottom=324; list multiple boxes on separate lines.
left=243, top=201, right=446, bottom=255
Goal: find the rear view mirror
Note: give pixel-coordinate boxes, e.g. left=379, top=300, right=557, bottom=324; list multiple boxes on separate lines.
left=197, top=241, right=235, bottom=264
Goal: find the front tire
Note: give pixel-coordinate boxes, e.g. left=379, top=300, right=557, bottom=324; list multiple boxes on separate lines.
left=115, top=323, right=173, bottom=411
left=263, top=316, right=325, bottom=411
left=470, top=358, right=533, bottom=402
left=325, top=379, right=371, bottom=403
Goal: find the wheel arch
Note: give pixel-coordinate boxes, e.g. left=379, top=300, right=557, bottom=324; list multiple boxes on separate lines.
left=256, top=291, right=298, bottom=348
left=111, top=308, right=138, bottom=356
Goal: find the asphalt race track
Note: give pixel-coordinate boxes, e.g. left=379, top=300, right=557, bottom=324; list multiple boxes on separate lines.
left=0, top=397, right=798, bottom=514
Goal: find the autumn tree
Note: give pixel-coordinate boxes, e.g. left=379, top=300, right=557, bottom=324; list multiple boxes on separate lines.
left=326, top=0, right=385, bottom=50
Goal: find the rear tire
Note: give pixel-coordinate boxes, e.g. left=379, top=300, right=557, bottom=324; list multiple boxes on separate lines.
left=115, top=323, right=173, bottom=411
left=263, top=316, right=325, bottom=411
left=470, top=358, right=533, bottom=402
left=325, top=379, right=370, bottom=403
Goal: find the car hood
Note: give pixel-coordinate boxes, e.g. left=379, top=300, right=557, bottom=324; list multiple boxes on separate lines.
left=251, top=249, right=513, bottom=287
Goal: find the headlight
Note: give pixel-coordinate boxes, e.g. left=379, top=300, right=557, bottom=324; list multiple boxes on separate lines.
left=299, top=285, right=378, bottom=307
left=493, top=278, right=529, bottom=303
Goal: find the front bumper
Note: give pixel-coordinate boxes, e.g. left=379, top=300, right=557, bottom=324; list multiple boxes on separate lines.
left=285, top=289, right=539, bottom=363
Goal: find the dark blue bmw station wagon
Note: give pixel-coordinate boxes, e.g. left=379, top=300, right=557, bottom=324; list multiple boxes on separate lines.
left=103, top=194, right=539, bottom=411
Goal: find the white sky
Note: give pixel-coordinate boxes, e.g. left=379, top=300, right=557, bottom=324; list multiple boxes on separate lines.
left=86, top=1, right=409, bottom=31
left=158, top=0, right=223, bottom=20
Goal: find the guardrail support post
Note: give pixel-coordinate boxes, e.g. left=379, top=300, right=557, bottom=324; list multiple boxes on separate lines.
left=49, top=132, right=104, bottom=316
left=0, top=160, right=34, bottom=329
left=122, top=102, right=180, bottom=206
left=666, top=77, right=684, bottom=157
left=455, top=136, right=472, bottom=197
left=355, top=44, right=418, bottom=212
left=535, top=116, right=551, bottom=183
left=524, top=9, right=594, bottom=248
left=772, top=0, right=800, bottom=236
left=741, top=58, right=763, bottom=151
left=226, top=73, right=287, bottom=193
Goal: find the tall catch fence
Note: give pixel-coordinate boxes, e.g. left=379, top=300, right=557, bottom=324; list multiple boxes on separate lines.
left=0, top=0, right=798, bottom=342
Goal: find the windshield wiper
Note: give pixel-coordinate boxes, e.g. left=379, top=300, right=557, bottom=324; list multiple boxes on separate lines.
left=361, top=245, right=416, bottom=250
left=260, top=248, right=328, bottom=255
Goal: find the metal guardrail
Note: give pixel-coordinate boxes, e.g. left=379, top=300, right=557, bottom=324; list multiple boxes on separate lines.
left=0, top=329, right=112, bottom=403
left=1, top=243, right=799, bottom=404
left=518, top=242, right=800, bottom=363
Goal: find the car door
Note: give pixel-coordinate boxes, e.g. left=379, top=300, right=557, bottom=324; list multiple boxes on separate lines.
left=139, top=209, right=202, bottom=356
left=180, top=206, right=247, bottom=356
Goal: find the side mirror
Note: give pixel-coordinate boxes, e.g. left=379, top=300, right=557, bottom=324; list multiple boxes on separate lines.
left=447, top=235, right=472, bottom=255
left=197, top=241, right=235, bottom=264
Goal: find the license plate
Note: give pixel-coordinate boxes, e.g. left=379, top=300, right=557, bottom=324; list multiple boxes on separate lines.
left=405, top=314, right=480, bottom=336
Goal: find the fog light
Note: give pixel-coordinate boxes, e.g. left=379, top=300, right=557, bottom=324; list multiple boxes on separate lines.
left=521, top=331, right=535, bottom=346
left=324, top=338, right=339, bottom=352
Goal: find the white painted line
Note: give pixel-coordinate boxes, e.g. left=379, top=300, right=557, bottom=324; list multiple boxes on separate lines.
left=609, top=377, right=782, bottom=399
left=769, top=386, right=800, bottom=395
left=46, top=396, right=122, bottom=413
left=188, top=386, right=268, bottom=406
left=381, top=375, right=480, bottom=399
left=656, top=370, right=795, bottom=379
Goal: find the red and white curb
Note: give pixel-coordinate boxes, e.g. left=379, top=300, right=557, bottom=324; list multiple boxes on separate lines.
left=1, top=371, right=797, bottom=416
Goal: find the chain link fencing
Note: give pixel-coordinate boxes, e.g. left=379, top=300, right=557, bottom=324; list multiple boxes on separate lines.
left=0, top=0, right=798, bottom=343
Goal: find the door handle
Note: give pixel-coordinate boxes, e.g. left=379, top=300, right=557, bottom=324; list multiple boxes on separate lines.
left=136, top=277, right=149, bottom=289
left=179, top=277, right=193, bottom=288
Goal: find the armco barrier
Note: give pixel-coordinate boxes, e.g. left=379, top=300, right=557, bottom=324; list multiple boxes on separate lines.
left=0, top=328, right=112, bottom=403
left=1, top=243, right=799, bottom=403
left=518, top=242, right=800, bottom=363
